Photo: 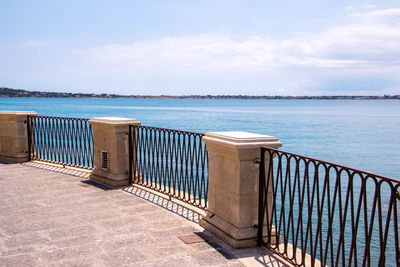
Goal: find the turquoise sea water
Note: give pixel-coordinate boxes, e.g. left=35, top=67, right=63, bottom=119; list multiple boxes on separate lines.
left=1, top=97, right=399, bottom=265
left=1, top=97, right=399, bottom=179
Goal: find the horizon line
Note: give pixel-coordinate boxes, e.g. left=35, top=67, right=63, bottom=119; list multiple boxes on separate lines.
left=1, top=86, right=399, bottom=99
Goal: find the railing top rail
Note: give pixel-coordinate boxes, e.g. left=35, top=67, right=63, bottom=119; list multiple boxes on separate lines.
left=134, top=124, right=205, bottom=136
left=262, top=146, right=399, bottom=183
left=28, top=115, right=89, bottom=121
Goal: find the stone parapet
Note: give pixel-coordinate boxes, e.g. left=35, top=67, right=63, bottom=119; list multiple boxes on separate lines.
left=0, top=111, right=37, bottom=163
left=89, top=117, right=141, bottom=186
left=200, top=131, right=282, bottom=248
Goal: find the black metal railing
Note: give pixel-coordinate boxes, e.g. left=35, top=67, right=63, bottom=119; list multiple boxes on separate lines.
left=129, top=125, right=208, bottom=210
left=27, top=115, right=94, bottom=169
left=258, top=147, right=400, bottom=267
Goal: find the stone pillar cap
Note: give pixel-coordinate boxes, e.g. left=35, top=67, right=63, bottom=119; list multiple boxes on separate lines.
left=203, top=131, right=282, bottom=149
left=89, top=117, right=140, bottom=125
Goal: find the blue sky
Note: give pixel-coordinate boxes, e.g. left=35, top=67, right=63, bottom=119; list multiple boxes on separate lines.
left=1, top=0, right=399, bottom=95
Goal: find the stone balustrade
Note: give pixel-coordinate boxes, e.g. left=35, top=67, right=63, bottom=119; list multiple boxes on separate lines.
left=0, top=111, right=281, bottom=248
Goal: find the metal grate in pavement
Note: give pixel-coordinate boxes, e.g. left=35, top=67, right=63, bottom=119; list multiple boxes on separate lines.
left=178, top=233, right=206, bottom=244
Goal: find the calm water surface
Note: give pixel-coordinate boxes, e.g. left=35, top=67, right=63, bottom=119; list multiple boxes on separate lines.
left=1, top=97, right=399, bottom=265
left=1, top=97, right=399, bottom=178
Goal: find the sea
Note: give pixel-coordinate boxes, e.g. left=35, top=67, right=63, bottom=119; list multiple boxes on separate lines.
left=1, top=97, right=399, bottom=265
left=1, top=97, right=399, bottom=178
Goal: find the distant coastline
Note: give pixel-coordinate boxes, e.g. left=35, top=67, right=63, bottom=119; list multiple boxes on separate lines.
left=1, top=87, right=399, bottom=100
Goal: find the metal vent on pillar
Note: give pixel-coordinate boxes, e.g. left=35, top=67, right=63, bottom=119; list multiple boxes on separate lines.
left=101, top=151, right=108, bottom=170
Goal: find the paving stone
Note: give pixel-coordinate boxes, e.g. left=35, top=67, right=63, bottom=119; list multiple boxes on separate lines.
left=0, top=162, right=293, bottom=266
left=0, top=162, right=244, bottom=266
left=0, top=254, right=38, bottom=267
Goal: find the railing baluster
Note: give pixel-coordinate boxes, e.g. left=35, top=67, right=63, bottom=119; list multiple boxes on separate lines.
left=27, top=115, right=93, bottom=169
left=258, top=147, right=400, bottom=267
left=128, top=125, right=208, bottom=210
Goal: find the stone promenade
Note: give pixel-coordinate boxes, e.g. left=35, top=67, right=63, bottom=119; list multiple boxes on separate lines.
left=0, top=162, right=290, bottom=267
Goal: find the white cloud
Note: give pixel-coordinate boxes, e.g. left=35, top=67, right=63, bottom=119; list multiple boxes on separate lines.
left=350, top=8, right=400, bottom=18
left=20, top=40, right=52, bottom=47
left=365, top=4, right=377, bottom=9
left=69, top=8, right=400, bottom=94
left=82, top=9, right=400, bottom=72
left=366, top=8, right=400, bottom=17
left=345, top=4, right=376, bottom=12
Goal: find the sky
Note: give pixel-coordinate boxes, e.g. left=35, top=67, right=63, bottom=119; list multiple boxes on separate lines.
left=1, top=0, right=400, bottom=96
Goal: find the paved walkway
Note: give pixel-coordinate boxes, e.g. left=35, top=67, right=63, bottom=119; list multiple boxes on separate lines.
left=0, top=161, right=290, bottom=267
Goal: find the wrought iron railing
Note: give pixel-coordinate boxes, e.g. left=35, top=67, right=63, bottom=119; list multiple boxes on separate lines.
left=129, top=125, right=208, bottom=210
left=258, top=147, right=400, bottom=267
left=27, top=115, right=94, bottom=169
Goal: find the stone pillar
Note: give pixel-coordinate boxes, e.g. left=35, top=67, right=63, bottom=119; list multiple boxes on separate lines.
left=200, top=131, right=282, bottom=248
left=0, top=111, right=38, bottom=163
left=89, top=117, right=141, bottom=186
